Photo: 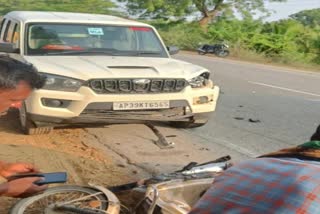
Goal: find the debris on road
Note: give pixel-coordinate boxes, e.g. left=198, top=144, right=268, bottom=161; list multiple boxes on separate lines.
left=234, top=117, right=245, bottom=120
left=248, top=119, right=261, bottom=123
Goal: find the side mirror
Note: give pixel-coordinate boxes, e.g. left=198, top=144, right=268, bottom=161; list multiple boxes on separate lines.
left=0, top=43, right=20, bottom=53
left=167, top=46, right=180, bottom=55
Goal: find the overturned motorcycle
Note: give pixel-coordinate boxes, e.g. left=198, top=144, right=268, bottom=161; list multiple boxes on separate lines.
left=10, top=156, right=232, bottom=214
left=197, top=44, right=230, bottom=57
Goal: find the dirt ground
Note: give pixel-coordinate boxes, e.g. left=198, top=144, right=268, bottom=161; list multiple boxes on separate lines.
left=0, top=110, right=148, bottom=212
left=0, top=109, right=239, bottom=213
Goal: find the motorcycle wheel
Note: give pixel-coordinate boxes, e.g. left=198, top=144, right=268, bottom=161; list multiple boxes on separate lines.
left=10, top=186, right=112, bottom=214
left=198, top=50, right=206, bottom=55
left=216, top=50, right=229, bottom=57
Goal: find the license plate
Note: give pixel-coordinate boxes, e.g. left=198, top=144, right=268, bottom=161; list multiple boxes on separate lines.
left=113, top=101, right=170, bottom=110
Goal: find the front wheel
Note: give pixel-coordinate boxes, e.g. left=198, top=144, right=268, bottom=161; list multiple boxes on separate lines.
left=10, top=186, right=114, bottom=214
left=215, top=50, right=230, bottom=57
left=19, top=103, right=53, bottom=135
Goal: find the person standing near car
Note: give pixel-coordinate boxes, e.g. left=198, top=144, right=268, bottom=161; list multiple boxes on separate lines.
left=0, top=55, right=48, bottom=198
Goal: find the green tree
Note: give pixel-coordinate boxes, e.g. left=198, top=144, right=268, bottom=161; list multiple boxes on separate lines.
left=290, top=8, right=320, bottom=27
left=121, top=0, right=286, bottom=26
left=0, top=0, right=116, bottom=15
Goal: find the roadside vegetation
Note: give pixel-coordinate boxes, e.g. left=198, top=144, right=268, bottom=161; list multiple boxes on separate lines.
left=121, top=0, right=319, bottom=69
left=0, top=0, right=319, bottom=69
left=152, top=11, right=320, bottom=69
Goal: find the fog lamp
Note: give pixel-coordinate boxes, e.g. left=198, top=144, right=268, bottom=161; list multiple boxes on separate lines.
left=193, top=96, right=212, bottom=105
left=42, top=98, right=70, bottom=108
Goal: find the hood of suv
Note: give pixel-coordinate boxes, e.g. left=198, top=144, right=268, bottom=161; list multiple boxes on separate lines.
left=23, top=56, right=208, bottom=80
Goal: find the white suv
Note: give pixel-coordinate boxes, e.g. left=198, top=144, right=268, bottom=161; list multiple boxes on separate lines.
left=0, top=11, right=220, bottom=134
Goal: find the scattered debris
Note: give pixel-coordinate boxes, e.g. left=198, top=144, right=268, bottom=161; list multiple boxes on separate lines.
left=117, top=164, right=126, bottom=168
left=199, top=148, right=210, bottom=151
left=238, top=105, right=243, bottom=108
left=249, top=119, right=261, bottom=123
left=234, top=117, right=245, bottom=121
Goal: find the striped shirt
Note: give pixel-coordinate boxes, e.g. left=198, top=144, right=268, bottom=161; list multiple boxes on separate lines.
left=190, top=158, right=320, bottom=214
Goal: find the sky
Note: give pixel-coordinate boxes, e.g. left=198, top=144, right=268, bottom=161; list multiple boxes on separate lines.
left=113, top=0, right=320, bottom=21
left=265, top=0, right=320, bottom=21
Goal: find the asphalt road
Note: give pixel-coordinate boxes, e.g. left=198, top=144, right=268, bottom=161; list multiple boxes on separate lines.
left=174, top=53, right=320, bottom=159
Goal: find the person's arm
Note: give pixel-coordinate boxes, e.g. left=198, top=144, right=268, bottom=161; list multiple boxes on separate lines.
left=0, top=177, right=47, bottom=198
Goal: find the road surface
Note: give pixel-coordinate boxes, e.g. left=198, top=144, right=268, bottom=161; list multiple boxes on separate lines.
left=175, top=53, right=320, bottom=158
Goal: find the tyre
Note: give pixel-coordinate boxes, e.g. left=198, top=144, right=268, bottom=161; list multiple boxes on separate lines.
left=198, top=50, right=206, bottom=55
left=170, top=114, right=209, bottom=129
left=19, top=102, right=53, bottom=135
left=10, top=186, right=110, bottom=214
left=216, top=50, right=229, bottom=57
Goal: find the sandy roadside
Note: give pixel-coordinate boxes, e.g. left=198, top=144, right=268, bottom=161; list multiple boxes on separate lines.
left=0, top=110, right=149, bottom=212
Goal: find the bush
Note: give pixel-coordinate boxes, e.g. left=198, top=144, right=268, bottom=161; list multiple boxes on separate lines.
left=150, top=19, right=320, bottom=67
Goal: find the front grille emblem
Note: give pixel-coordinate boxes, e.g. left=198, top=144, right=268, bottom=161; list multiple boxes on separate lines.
left=133, top=79, right=151, bottom=85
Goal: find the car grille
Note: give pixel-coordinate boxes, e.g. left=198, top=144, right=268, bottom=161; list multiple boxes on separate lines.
left=88, top=79, right=188, bottom=94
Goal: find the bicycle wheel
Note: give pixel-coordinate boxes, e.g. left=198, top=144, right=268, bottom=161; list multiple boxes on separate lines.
left=10, top=185, right=116, bottom=214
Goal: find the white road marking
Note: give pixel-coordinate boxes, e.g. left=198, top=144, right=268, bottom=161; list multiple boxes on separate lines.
left=307, top=99, right=320, bottom=102
left=249, top=81, right=320, bottom=97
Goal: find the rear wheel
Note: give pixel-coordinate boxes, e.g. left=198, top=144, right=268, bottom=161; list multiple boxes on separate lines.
left=19, top=103, right=53, bottom=135
left=216, top=50, right=229, bottom=57
left=170, top=114, right=209, bottom=128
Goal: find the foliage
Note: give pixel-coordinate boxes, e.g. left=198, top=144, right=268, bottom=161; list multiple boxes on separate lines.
left=120, top=0, right=286, bottom=25
left=153, top=14, right=320, bottom=66
left=290, top=8, right=320, bottom=27
left=0, top=0, right=116, bottom=15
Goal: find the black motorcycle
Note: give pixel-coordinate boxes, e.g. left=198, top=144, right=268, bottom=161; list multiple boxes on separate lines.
left=197, top=43, right=230, bottom=57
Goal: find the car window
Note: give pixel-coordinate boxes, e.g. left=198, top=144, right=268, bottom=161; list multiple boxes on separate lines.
left=0, top=18, right=6, bottom=40
left=26, top=23, right=168, bottom=57
left=11, top=23, right=20, bottom=48
left=3, top=20, right=11, bottom=42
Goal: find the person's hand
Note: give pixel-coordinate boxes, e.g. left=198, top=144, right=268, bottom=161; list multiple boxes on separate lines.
left=0, top=177, right=48, bottom=198
left=0, top=162, right=39, bottom=178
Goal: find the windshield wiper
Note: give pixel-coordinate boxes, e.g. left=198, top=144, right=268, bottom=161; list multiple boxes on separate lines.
left=45, top=49, right=119, bottom=56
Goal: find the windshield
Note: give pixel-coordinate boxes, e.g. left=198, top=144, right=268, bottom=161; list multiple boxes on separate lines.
left=26, top=23, right=168, bottom=57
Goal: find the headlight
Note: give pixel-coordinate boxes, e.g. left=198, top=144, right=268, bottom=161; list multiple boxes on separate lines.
left=41, top=74, right=84, bottom=92
left=188, top=72, right=211, bottom=88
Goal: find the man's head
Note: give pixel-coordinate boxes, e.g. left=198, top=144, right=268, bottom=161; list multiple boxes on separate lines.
left=0, top=55, right=46, bottom=113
